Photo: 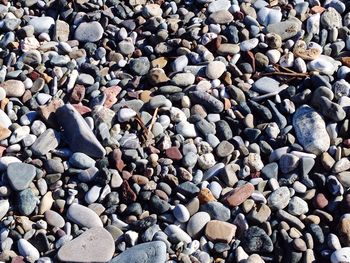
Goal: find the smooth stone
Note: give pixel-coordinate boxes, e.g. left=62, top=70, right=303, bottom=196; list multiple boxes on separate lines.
left=74, top=22, right=104, bottom=42
left=0, top=156, right=21, bottom=171
left=0, top=199, right=9, bottom=220
left=109, top=241, right=166, bottom=263
left=69, top=152, right=96, bottom=169
left=257, top=7, right=282, bottom=26
left=267, top=186, right=291, bottom=210
left=28, top=16, right=55, bottom=34
left=252, top=77, right=282, bottom=94
left=189, top=91, right=224, bottom=113
left=56, top=104, right=106, bottom=158
left=0, top=109, right=12, bottom=128
left=44, top=210, right=65, bottom=228
left=1, top=80, right=25, bottom=97
left=67, top=203, right=103, bottom=228
left=267, top=20, right=301, bottom=40
left=164, top=224, right=192, bottom=243
left=173, top=204, right=190, bottom=223
left=206, top=61, right=226, bottom=80
left=288, top=196, right=309, bottom=216
left=240, top=38, right=259, bottom=51
left=18, top=239, right=40, bottom=261
left=58, top=227, right=115, bottom=262
left=7, top=163, right=36, bottom=191
left=186, top=212, right=211, bottom=238
left=129, top=57, right=150, bottom=76
left=176, top=121, right=197, bottom=138
left=205, top=220, right=236, bottom=243
left=201, top=201, right=230, bottom=221
left=208, top=0, right=230, bottom=13
left=18, top=188, right=36, bottom=216
left=31, top=128, right=61, bottom=156
left=292, top=105, right=330, bottom=155
left=208, top=10, right=233, bottom=24
left=172, top=72, right=195, bottom=86
left=331, top=247, right=350, bottom=263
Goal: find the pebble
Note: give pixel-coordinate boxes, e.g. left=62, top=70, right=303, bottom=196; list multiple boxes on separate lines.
left=74, top=22, right=104, bottom=42
left=205, top=220, right=236, bottom=243
left=1, top=80, right=25, bottom=97
left=17, top=239, right=40, bottom=261
left=206, top=61, right=226, bottom=80
left=293, top=105, right=330, bottom=155
left=56, top=104, right=106, bottom=158
left=187, top=212, right=211, bottom=238
left=110, top=241, right=166, bottom=263
left=7, top=163, right=36, bottom=191
left=331, top=247, right=350, bottom=263
left=58, top=227, right=115, bottom=262
left=252, top=77, right=282, bottom=94
left=67, top=203, right=103, bottom=228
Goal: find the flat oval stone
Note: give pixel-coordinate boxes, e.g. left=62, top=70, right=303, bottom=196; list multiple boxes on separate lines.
left=292, top=105, right=330, bottom=155
left=18, top=239, right=40, bottom=261
left=45, top=210, right=65, bottom=228
left=67, top=203, right=103, bottom=228
left=252, top=77, right=282, bottom=94
left=187, top=212, right=211, bottom=238
left=7, top=162, right=36, bottom=191
left=28, top=16, right=55, bottom=34
left=224, top=183, right=254, bottom=207
left=58, top=227, right=115, bottom=262
left=110, top=241, right=166, bottom=263
left=74, top=22, right=104, bottom=42
left=164, top=224, right=192, bottom=243
left=0, top=80, right=25, bottom=97
left=331, top=247, right=350, bottom=263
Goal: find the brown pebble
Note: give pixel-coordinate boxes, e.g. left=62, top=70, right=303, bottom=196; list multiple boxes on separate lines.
left=205, top=220, right=237, bottom=243
left=198, top=188, right=216, bottom=204
left=165, top=147, right=183, bottom=160
left=224, top=183, right=254, bottom=207
left=314, top=193, right=328, bottom=209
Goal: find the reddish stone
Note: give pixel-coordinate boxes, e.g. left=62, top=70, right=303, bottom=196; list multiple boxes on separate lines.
left=314, top=193, right=328, bottom=209
left=103, top=86, right=121, bottom=108
left=28, top=71, right=41, bottom=81
left=121, top=180, right=137, bottom=204
left=250, top=171, right=261, bottom=178
left=224, top=183, right=254, bottom=207
left=0, top=146, right=6, bottom=157
left=311, top=6, right=325, bottom=14
left=205, top=220, right=236, bottom=243
left=148, top=145, right=160, bottom=154
left=122, top=170, right=132, bottom=180
left=155, top=189, right=169, bottom=201
left=112, top=148, right=125, bottom=172
left=70, top=84, right=85, bottom=103
left=165, top=147, right=182, bottom=160
left=11, top=256, right=25, bottom=263
left=71, top=103, right=91, bottom=115
left=132, top=175, right=149, bottom=185
left=344, top=139, right=350, bottom=147
left=22, top=90, right=32, bottom=104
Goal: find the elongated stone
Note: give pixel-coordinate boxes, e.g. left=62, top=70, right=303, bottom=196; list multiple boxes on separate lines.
left=292, top=105, right=330, bottom=155
left=55, top=104, right=106, bottom=158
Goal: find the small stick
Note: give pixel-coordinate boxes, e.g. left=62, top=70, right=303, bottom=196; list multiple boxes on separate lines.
left=260, top=72, right=309, bottom=77
left=148, top=107, right=159, bottom=135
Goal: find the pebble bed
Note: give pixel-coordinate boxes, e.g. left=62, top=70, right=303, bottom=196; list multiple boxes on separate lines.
left=1, top=0, right=350, bottom=262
